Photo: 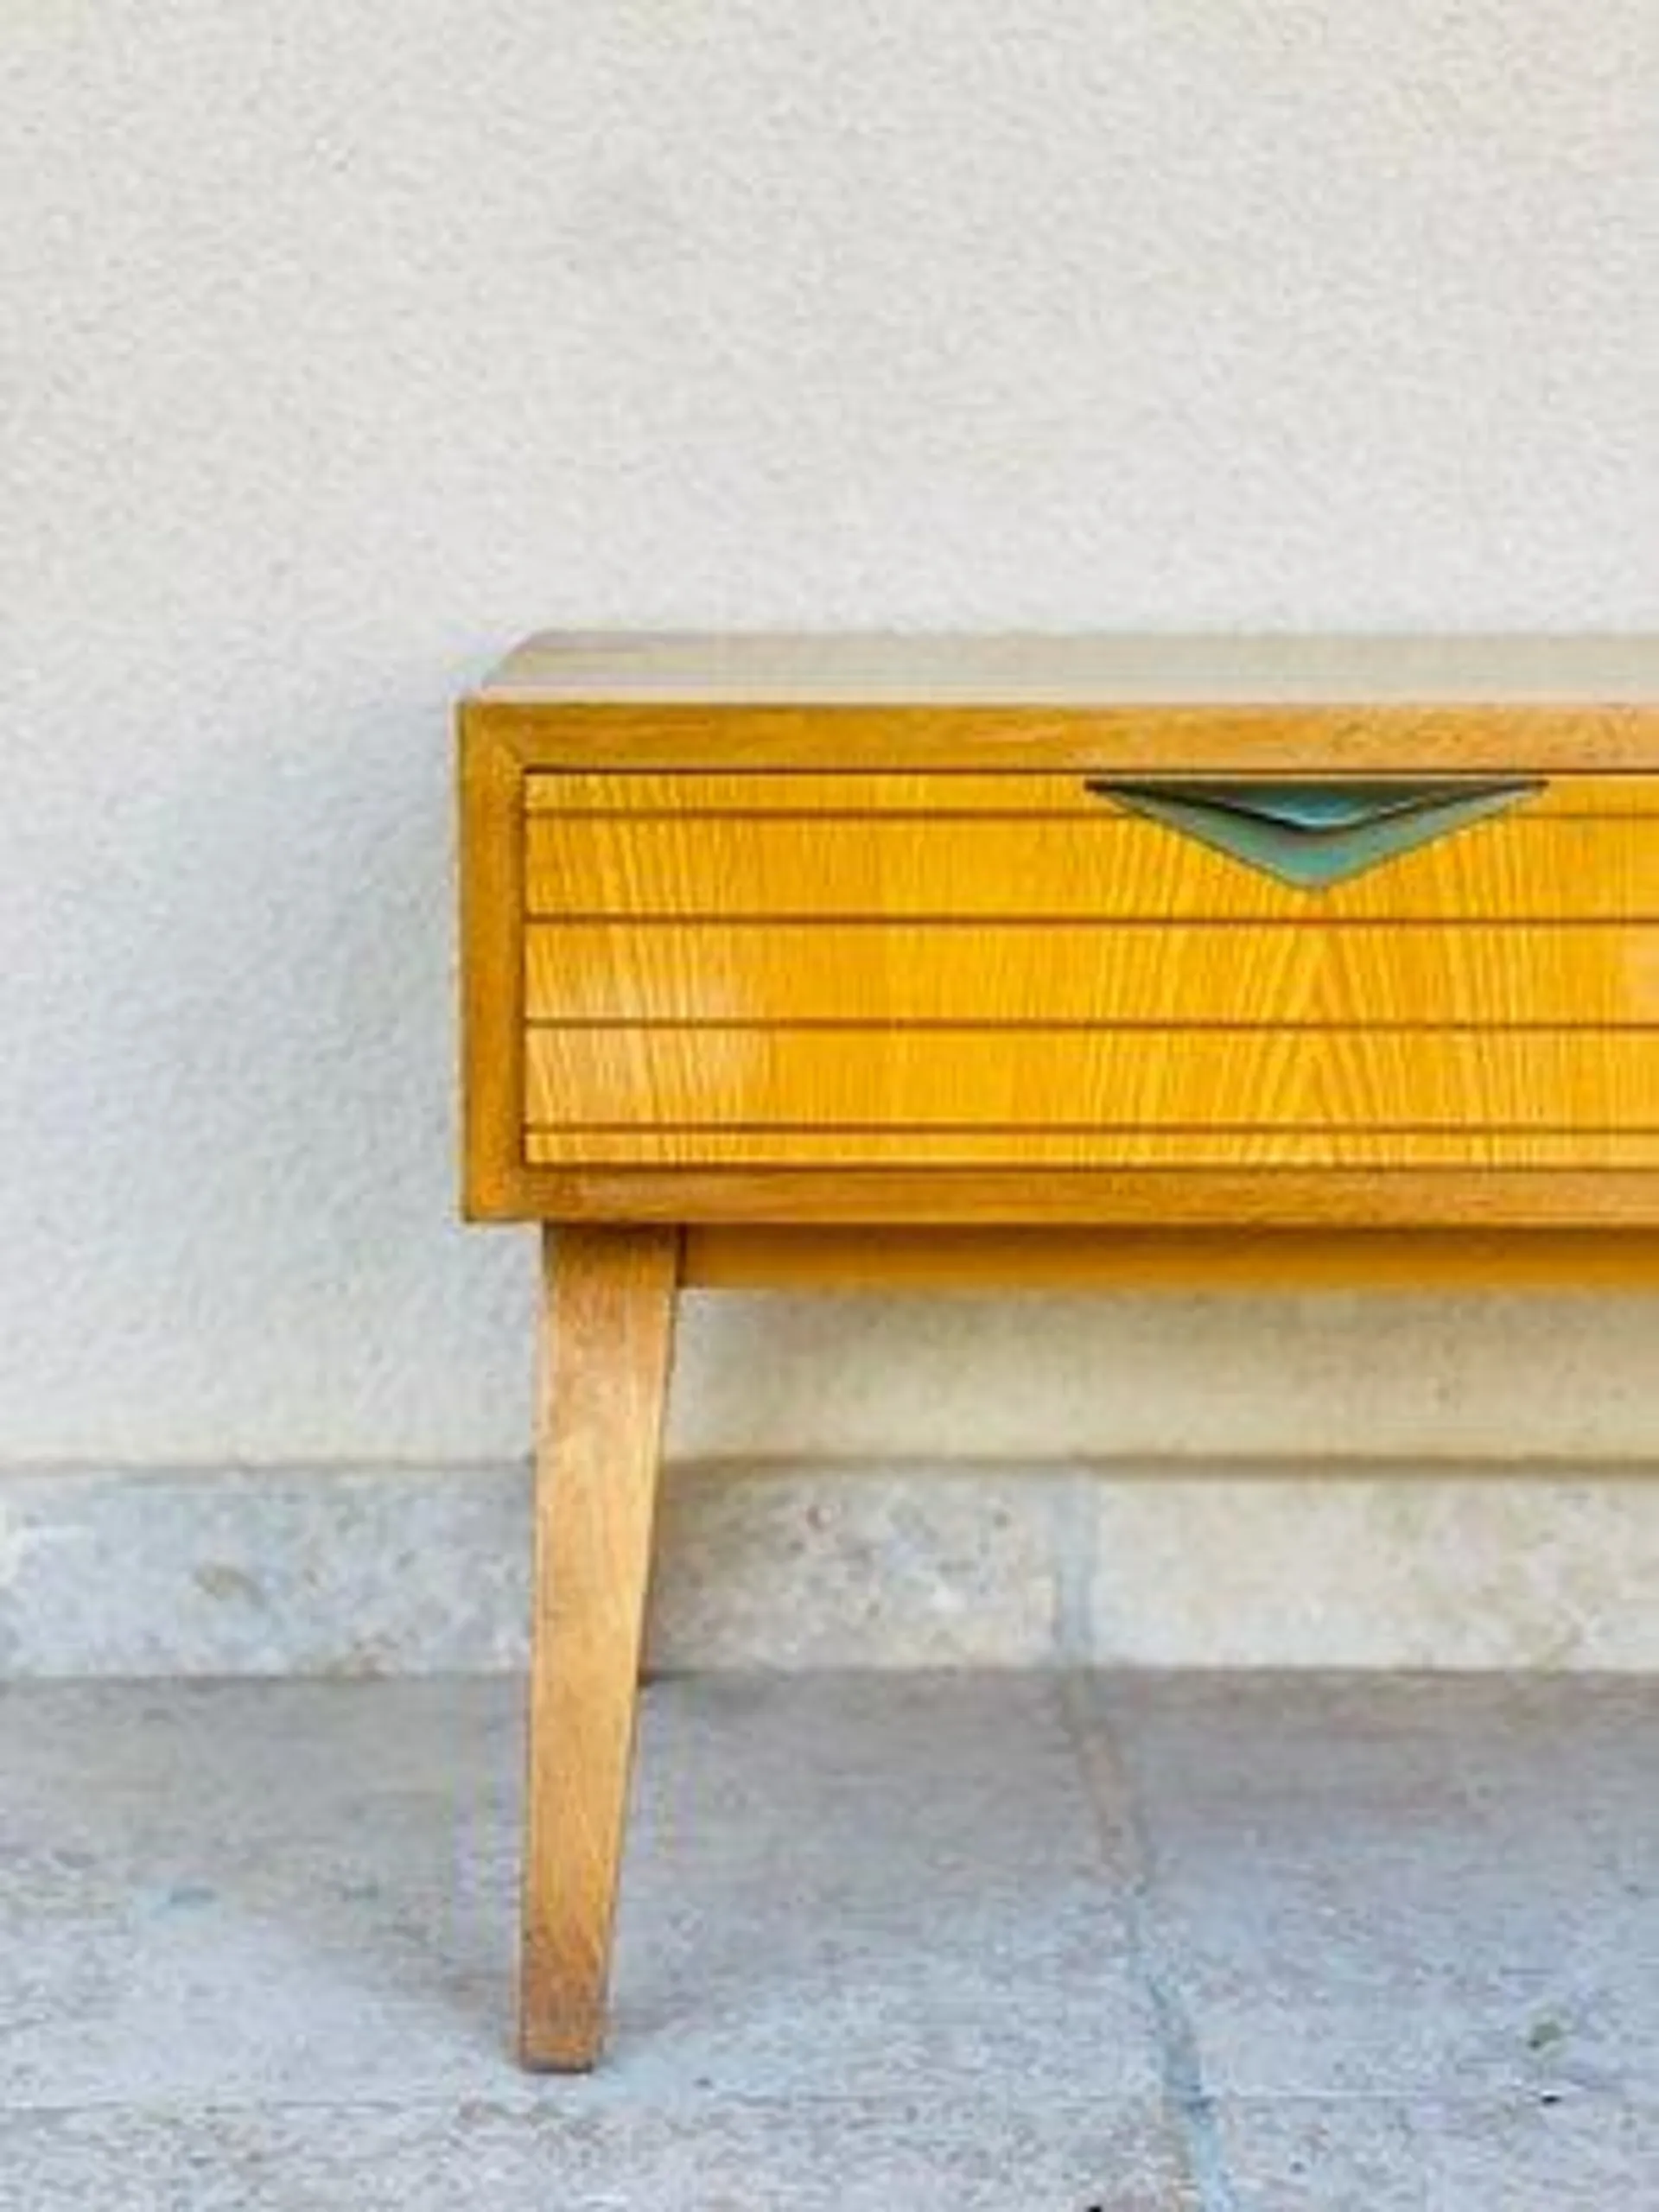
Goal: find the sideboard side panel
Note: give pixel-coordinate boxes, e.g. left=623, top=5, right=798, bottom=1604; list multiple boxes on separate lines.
left=461, top=705, right=533, bottom=1218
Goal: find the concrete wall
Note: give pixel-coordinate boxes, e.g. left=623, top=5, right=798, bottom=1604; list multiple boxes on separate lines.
left=3, top=3, right=1656, bottom=1667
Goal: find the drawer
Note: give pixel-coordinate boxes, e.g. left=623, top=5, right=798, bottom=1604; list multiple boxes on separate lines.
left=518, top=768, right=1659, bottom=1176
left=461, top=635, right=1659, bottom=1222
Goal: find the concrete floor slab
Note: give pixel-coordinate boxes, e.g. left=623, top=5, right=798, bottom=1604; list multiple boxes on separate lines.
left=0, top=2098, right=1190, bottom=2212
left=1219, top=2092, right=1659, bottom=2212
left=0, top=1674, right=1156, bottom=2113
left=0, top=1671, right=1654, bottom=2208
left=1071, top=1674, right=1659, bottom=2104
left=1211, top=2098, right=1427, bottom=2211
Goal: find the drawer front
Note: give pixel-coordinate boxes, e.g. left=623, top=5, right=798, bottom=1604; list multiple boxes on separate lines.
left=517, top=769, right=1659, bottom=1176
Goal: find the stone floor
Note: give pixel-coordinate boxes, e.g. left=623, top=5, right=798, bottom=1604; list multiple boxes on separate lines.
left=0, top=1673, right=1653, bottom=2209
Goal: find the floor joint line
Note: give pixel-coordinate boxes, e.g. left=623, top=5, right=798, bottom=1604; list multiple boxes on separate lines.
left=1058, top=1675, right=1243, bottom=2212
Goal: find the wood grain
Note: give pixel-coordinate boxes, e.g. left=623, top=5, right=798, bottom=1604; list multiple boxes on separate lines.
left=480, top=631, right=1659, bottom=709
left=524, top=1027, right=1659, bottom=1151
left=524, top=771, right=1659, bottom=817
left=483, top=702, right=1659, bottom=774
left=524, top=813, right=1659, bottom=922
left=525, top=920, right=1659, bottom=1027
left=526, top=1128, right=1659, bottom=1168
left=522, top=1224, right=680, bottom=2072
left=682, top=1224, right=1659, bottom=1292
left=492, top=1166, right=1659, bottom=1228
left=459, top=704, right=527, bottom=1217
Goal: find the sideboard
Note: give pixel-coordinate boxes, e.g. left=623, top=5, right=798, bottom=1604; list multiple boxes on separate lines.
left=459, top=632, right=1659, bottom=2067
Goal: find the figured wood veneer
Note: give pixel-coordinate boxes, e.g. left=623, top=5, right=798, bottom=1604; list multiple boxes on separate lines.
left=523, top=811, right=1659, bottom=922
left=523, top=1027, right=1659, bottom=1152
left=503, top=764, right=1659, bottom=1194
left=524, top=921, right=1659, bottom=1027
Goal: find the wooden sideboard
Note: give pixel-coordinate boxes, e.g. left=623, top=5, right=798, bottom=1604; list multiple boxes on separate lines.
left=459, top=632, right=1659, bottom=2068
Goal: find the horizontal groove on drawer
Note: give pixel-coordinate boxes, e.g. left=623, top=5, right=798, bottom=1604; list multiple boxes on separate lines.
left=526, top=1018, right=1659, bottom=1033
left=523, top=817, right=1659, bottom=921
left=524, top=772, right=1659, bottom=817
left=529, top=1120, right=1659, bottom=1135
left=524, top=1128, right=1659, bottom=1168
left=524, top=914, right=1659, bottom=928
left=524, top=1027, right=1659, bottom=1135
left=524, top=922, right=1659, bottom=1026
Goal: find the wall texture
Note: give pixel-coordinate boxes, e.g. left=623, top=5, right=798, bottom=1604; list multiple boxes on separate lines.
left=3, top=3, right=1656, bottom=1666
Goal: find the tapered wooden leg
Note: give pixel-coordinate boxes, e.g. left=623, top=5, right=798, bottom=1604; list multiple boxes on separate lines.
left=520, top=1223, right=680, bottom=2071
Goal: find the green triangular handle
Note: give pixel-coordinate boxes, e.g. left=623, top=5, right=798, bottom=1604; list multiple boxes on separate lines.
left=1084, top=778, right=1544, bottom=887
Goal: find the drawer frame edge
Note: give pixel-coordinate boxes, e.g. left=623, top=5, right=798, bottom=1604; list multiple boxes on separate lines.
left=474, top=700, right=1659, bottom=775
left=480, top=1163, right=1659, bottom=1230
left=461, top=703, right=536, bottom=1219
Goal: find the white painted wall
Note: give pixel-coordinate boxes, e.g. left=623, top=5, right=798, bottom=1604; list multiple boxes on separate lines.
left=3, top=4, right=1656, bottom=1655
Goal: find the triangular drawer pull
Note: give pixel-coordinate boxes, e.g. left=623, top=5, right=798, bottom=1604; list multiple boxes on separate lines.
left=1084, top=778, right=1543, bottom=887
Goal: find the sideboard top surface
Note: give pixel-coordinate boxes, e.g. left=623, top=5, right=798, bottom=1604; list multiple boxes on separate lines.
left=479, top=632, right=1659, bottom=709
